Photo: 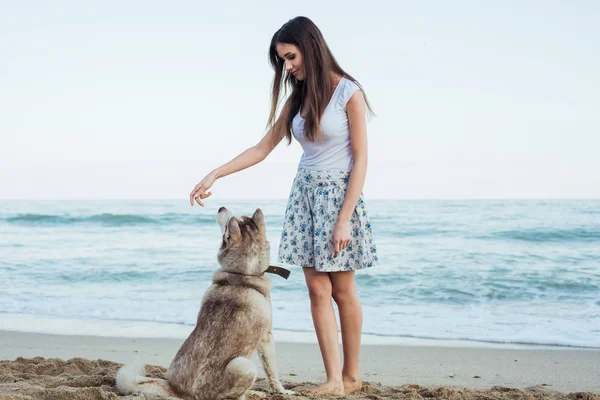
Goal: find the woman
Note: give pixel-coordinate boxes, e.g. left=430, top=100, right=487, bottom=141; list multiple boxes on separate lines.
left=189, top=16, right=378, bottom=397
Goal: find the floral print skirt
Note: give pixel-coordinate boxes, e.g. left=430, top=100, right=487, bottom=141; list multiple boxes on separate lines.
left=277, top=168, right=378, bottom=272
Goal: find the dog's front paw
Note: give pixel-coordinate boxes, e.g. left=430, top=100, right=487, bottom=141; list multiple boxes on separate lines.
left=271, top=385, right=296, bottom=396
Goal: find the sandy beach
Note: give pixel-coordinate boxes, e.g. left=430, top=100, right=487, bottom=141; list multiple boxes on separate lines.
left=0, top=330, right=598, bottom=399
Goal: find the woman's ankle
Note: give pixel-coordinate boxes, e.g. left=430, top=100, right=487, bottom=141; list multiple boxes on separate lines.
left=342, top=372, right=361, bottom=383
left=323, top=376, right=344, bottom=385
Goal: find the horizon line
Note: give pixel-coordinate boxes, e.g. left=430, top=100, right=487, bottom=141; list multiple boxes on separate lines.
left=1, top=198, right=599, bottom=201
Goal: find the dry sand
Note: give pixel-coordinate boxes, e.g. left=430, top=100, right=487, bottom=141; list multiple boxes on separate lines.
left=0, top=330, right=599, bottom=399
left=0, top=357, right=597, bottom=400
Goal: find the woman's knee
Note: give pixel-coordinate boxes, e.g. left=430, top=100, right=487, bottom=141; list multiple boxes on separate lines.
left=304, top=273, right=332, bottom=303
left=332, top=285, right=357, bottom=306
left=329, top=271, right=358, bottom=306
left=307, top=282, right=333, bottom=303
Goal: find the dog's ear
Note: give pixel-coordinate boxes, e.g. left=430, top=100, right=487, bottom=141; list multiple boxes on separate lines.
left=252, top=208, right=265, bottom=233
left=227, top=218, right=241, bottom=241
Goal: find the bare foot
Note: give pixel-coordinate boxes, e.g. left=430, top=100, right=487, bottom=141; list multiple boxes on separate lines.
left=303, top=381, right=345, bottom=398
left=343, top=378, right=363, bottom=394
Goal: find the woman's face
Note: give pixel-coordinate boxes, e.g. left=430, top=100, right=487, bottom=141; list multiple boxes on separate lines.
left=276, top=43, right=305, bottom=81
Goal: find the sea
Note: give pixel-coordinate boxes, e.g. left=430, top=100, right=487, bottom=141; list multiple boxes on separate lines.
left=1, top=199, right=599, bottom=348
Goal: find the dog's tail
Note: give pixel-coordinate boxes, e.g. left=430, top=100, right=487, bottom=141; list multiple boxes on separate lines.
left=116, top=363, right=180, bottom=398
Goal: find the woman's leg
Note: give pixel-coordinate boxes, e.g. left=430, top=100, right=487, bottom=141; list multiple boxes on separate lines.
left=330, top=270, right=363, bottom=393
left=302, top=267, right=344, bottom=396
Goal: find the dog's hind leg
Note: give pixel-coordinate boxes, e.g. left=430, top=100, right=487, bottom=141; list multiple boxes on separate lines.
left=219, top=357, right=256, bottom=400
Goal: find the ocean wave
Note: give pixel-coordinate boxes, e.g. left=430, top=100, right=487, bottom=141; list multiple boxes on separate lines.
left=484, top=228, right=600, bottom=242
left=3, top=213, right=217, bottom=227
left=20, top=268, right=213, bottom=284
left=373, top=225, right=460, bottom=237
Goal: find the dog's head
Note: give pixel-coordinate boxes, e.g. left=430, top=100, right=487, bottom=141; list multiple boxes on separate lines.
left=216, top=207, right=270, bottom=276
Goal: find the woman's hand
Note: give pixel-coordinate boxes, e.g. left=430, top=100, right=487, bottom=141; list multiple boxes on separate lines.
left=189, top=172, right=216, bottom=207
left=333, top=218, right=351, bottom=257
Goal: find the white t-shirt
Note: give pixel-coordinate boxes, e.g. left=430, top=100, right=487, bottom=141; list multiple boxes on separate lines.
left=292, top=77, right=361, bottom=171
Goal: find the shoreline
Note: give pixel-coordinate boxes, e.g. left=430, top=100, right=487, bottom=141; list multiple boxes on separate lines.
left=1, top=313, right=594, bottom=350
left=1, top=329, right=599, bottom=394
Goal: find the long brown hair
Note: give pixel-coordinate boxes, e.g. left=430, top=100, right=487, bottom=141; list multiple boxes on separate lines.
left=267, top=16, right=374, bottom=144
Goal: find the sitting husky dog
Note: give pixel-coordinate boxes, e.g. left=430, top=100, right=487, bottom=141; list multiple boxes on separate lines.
left=116, top=207, right=292, bottom=400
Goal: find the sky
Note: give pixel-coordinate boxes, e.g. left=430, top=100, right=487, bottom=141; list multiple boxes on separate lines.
left=1, top=0, right=599, bottom=199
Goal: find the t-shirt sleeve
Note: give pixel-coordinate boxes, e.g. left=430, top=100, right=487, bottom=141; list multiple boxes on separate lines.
left=337, top=79, right=361, bottom=109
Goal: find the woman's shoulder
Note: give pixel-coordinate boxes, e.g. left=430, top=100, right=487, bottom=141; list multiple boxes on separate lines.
left=336, top=76, right=361, bottom=109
